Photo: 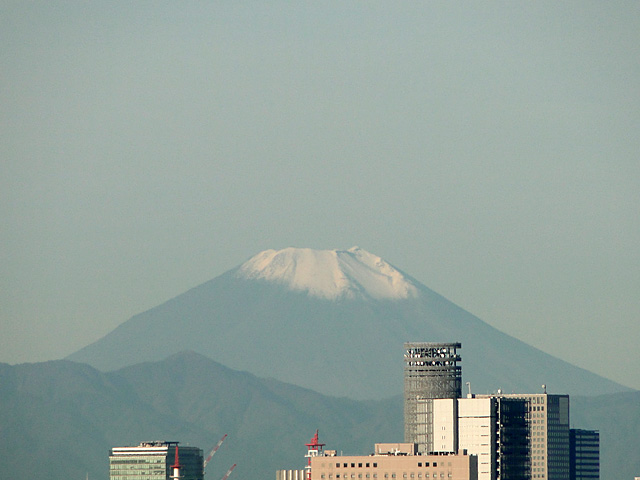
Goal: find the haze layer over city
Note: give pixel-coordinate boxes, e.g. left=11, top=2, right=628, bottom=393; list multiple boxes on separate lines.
left=2, top=2, right=639, bottom=390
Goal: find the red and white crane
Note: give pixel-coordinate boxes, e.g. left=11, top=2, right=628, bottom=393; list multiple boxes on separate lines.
left=204, top=434, right=228, bottom=470
left=221, top=464, right=236, bottom=480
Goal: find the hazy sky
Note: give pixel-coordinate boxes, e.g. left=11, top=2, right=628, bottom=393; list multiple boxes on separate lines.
left=2, top=2, right=639, bottom=390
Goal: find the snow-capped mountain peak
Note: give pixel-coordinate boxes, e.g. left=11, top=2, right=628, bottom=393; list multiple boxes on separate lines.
left=236, top=246, right=419, bottom=300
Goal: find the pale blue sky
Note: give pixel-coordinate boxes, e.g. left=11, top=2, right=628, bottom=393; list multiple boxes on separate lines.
left=2, top=2, right=639, bottom=389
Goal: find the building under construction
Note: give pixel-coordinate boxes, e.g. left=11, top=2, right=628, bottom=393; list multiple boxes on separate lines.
left=403, top=342, right=531, bottom=479
left=403, top=342, right=462, bottom=452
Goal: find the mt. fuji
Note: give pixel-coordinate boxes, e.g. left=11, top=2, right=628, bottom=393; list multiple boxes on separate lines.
left=68, top=247, right=629, bottom=399
left=237, top=246, right=419, bottom=300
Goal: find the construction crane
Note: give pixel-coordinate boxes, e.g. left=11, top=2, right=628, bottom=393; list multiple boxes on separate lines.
left=204, top=434, right=228, bottom=470
left=221, top=464, right=236, bottom=480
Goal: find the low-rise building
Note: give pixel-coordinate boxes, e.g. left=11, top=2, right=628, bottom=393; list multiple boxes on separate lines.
left=307, top=439, right=477, bottom=480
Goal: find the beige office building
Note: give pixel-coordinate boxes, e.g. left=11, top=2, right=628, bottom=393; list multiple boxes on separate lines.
left=309, top=443, right=477, bottom=480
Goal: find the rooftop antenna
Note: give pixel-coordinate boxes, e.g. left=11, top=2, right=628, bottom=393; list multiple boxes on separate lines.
left=170, top=445, right=182, bottom=480
left=542, top=384, right=547, bottom=394
left=466, top=382, right=472, bottom=398
left=305, top=430, right=325, bottom=480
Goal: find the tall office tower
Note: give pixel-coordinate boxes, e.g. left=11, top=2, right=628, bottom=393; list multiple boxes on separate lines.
left=569, top=429, right=599, bottom=480
left=109, top=441, right=204, bottom=480
left=458, top=396, right=530, bottom=480
left=404, top=342, right=462, bottom=453
left=477, top=393, right=570, bottom=480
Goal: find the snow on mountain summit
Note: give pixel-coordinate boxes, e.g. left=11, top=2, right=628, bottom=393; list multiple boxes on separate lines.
left=236, top=246, right=419, bottom=300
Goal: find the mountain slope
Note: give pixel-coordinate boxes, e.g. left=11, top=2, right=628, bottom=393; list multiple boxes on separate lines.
left=68, top=247, right=629, bottom=398
left=114, top=351, right=403, bottom=479
left=570, top=390, right=640, bottom=479
left=0, top=353, right=402, bottom=480
left=0, top=359, right=215, bottom=480
left=0, top=353, right=637, bottom=480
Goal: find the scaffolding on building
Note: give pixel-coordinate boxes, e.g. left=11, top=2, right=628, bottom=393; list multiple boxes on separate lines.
left=403, top=342, right=462, bottom=451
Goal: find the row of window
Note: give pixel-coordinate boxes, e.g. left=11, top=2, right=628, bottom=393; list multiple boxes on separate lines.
left=321, top=473, right=452, bottom=479
left=110, top=459, right=163, bottom=464
left=110, top=469, right=165, bottom=475
left=333, top=462, right=443, bottom=469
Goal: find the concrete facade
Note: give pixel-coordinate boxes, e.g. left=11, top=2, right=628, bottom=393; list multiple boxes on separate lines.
left=277, top=469, right=307, bottom=480
left=309, top=444, right=477, bottom=480
left=457, top=397, right=529, bottom=480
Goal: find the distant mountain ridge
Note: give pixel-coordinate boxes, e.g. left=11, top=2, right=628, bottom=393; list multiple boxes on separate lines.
left=68, top=247, right=630, bottom=398
left=0, top=352, right=402, bottom=480
left=0, top=352, right=637, bottom=480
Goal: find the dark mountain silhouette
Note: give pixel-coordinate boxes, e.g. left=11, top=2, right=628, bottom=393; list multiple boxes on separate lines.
left=0, top=352, right=400, bottom=480
left=0, top=352, right=636, bottom=480
left=68, top=247, right=629, bottom=398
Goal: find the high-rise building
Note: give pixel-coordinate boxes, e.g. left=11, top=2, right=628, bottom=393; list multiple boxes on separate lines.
left=404, top=342, right=462, bottom=453
left=569, top=429, right=599, bottom=480
left=458, top=396, right=529, bottom=480
left=476, top=393, right=570, bottom=480
left=109, top=441, right=204, bottom=480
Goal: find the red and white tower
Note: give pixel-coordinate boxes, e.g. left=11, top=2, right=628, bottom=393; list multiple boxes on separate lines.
left=304, top=430, right=325, bottom=480
left=170, top=445, right=182, bottom=480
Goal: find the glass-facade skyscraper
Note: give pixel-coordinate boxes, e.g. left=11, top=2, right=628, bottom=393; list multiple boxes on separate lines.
left=570, top=429, right=599, bottom=480
left=109, top=441, right=204, bottom=480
